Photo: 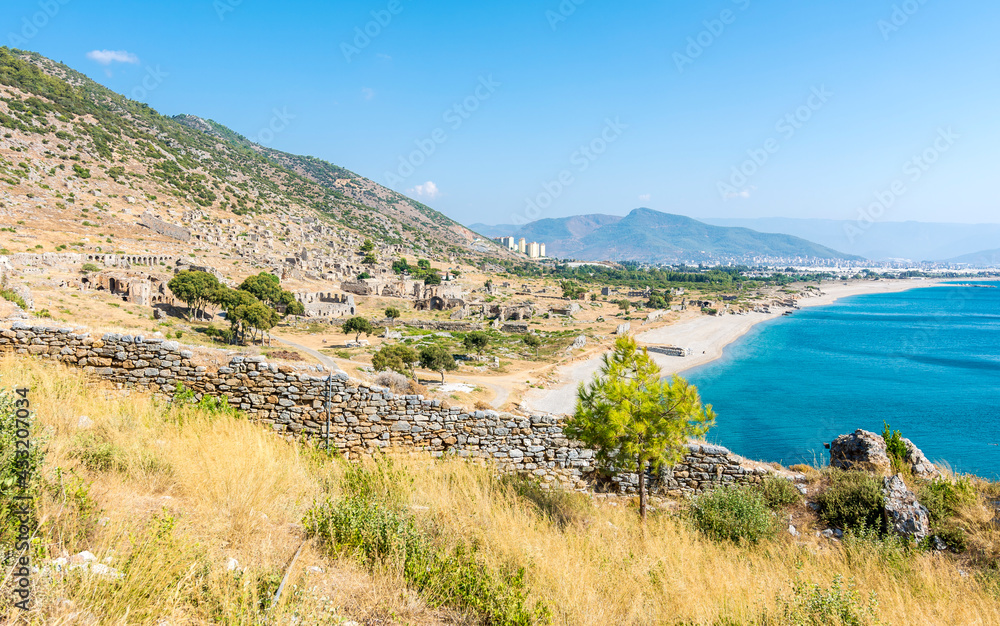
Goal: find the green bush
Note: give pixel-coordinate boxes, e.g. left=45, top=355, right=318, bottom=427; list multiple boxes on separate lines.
left=816, top=470, right=885, bottom=532
left=881, top=422, right=907, bottom=473
left=779, top=575, right=886, bottom=625
left=757, top=476, right=803, bottom=509
left=371, top=344, right=418, bottom=376
left=689, top=485, right=776, bottom=543
left=918, top=476, right=977, bottom=552
left=919, top=476, right=977, bottom=523
left=0, top=288, right=27, bottom=309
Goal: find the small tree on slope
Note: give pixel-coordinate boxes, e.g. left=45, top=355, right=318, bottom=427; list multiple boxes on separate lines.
left=566, top=335, right=715, bottom=519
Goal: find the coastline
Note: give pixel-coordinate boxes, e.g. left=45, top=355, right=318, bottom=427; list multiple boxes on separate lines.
left=523, top=278, right=950, bottom=415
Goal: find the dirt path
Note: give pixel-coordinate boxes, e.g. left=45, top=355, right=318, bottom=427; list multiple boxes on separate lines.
left=272, top=336, right=347, bottom=375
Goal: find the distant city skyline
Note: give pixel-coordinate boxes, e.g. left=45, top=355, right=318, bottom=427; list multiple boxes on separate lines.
left=4, top=0, right=998, bottom=226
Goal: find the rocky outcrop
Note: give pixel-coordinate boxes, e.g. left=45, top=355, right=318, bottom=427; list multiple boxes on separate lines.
left=830, top=429, right=939, bottom=478
left=830, top=430, right=893, bottom=474
left=903, top=438, right=940, bottom=479
left=882, top=474, right=930, bottom=541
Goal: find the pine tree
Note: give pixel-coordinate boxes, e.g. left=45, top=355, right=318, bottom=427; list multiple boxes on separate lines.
left=567, top=336, right=715, bottom=519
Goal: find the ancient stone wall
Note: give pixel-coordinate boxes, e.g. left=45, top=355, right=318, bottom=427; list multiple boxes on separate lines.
left=0, top=323, right=776, bottom=494
left=139, top=211, right=191, bottom=242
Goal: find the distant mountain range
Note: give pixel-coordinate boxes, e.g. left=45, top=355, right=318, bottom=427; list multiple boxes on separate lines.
left=701, top=217, right=1000, bottom=263
left=471, top=208, right=861, bottom=263
left=944, top=248, right=1000, bottom=266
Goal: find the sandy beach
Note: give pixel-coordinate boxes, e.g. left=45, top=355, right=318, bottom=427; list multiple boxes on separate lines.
left=523, top=278, right=947, bottom=415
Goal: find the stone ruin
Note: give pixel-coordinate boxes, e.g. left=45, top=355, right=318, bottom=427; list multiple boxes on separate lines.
left=414, top=284, right=467, bottom=312
left=139, top=211, right=191, bottom=242
left=81, top=270, right=176, bottom=307
left=85, top=253, right=175, bottom=268
left=294, top=291, right=357, bottom=318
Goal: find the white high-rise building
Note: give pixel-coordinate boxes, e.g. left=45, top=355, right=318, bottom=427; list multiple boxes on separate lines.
left=494, top=236, right=516, bottom=250
left=517, top=237, right=527, bottom=254
left=527, top=241, right=541, bottom=258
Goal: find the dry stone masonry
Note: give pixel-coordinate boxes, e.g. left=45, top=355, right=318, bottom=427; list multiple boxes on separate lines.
left=0, top=322, right=782, bottom=495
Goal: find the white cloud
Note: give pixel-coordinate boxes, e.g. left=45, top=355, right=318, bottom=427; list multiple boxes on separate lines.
left=86, top=49, right=140, bottom=66
left=376, top=53, right=392, bottom=61
left=408, top=181, right=440, bottom=200
left=361, top=87, right=375, bottom=101
left=638, top=194, right=651, bottom=202
left=724, top=186, right=756, bottom=200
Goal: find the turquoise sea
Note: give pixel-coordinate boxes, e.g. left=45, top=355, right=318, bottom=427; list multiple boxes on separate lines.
left=682, top=281, right=1000, bottom=479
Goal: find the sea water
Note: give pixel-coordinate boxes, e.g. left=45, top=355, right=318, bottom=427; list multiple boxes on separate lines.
left=683, top=281, right=1000, bottom=478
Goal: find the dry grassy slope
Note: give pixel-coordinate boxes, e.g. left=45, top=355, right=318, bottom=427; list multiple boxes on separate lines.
left=0, top=47, right=507, bottom=264
left=5, top=355, right=1000, bottom=625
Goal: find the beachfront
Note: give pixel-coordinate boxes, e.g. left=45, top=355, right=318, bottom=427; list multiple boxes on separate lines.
left=523, top=278, right=948, bottom=415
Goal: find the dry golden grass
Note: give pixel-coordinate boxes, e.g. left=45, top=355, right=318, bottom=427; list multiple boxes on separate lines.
left=0, top=356, right=455, bottom=625
left=3, top=354, right=1000, bottom=625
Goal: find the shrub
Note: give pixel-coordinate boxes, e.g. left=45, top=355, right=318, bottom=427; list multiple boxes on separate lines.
left=689, top=485, right=776, bottom=543
left=374, top=370, right=410, bottom=394
left=463, top=330, right=491, bottom=355
left=779, top=575, right=886, bottom=626
left=919, top=476, right=977, bottom=523
left=919, top=476, right=977, bottom=552
left=881, top=422, right=907, bottom=473
left=371, top=344, right=418, bottom=376
left=0, top=288, right=27, bottom=309
left=757, top=475, right=803, bottom=509
left=816, top=470, right=885, bottom=532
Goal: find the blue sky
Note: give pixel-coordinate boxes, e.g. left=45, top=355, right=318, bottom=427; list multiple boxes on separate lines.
left=3, top=0, right=998, bottom=226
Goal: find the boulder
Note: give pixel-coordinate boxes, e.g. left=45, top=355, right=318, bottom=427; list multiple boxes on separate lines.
left=829, top=429, right=892, bottom=474
left=903, top=438, right=940, bottom=479
left=882, top=474, right=930, bottom=541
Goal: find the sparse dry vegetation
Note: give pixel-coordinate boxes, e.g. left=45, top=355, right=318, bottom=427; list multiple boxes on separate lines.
left=3, top=356, right=1000, bottom=624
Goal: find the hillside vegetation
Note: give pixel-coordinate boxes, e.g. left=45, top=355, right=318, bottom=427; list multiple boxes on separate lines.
left=4, top=356, right=1000, bottom=625
left=0, top=47, right=490, bottom=260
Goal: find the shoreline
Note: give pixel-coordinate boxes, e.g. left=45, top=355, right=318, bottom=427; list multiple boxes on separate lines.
left=523, top=278, right=951, bottom=415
